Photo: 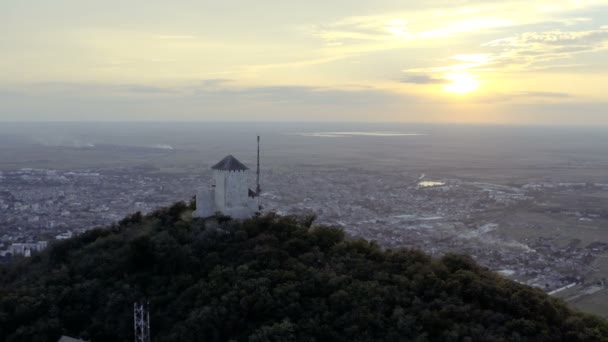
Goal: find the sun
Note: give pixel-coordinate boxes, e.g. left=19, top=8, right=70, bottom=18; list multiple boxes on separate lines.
left=443, top=72, right=479, bottom=94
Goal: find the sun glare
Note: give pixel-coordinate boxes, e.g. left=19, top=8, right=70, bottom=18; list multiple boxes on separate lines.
left=443, top=72, right=479, bottom=94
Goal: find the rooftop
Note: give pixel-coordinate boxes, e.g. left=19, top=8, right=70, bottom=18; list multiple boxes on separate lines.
left=211, top=155, right=249, bottom=171
left=58, top=336, right=87, bottom=342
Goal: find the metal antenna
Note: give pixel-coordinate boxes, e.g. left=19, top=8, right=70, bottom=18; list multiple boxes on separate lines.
left=134, top=301, right=150, bottom=342
left=256, top=135, right=261, bottom=196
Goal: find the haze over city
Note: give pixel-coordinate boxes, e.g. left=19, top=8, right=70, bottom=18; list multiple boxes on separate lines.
left=1, top=0, right=607, bottom=124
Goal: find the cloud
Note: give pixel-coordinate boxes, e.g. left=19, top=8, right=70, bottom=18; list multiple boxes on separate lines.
left=306, top=0, right=604, bottom=48
left=199, top=79, right=234, bottom=89
left=475, top=91, right=573, bottom=103
left=189, top=84, right=408, bottom=106
left=484, top=29, right=608, bottom=48
left=553, top=17, right=593, bottom=26
left=309, top=17, right=409, bottom=45
left=521, top=91, right=571, bottom=98
left=2, top=81, right=605, bottom=125
left=406, top=26, right=608, bottom=75
left=482, top=27, right=608, bottom=71
left=122, top=85, right=179, bottom=94
left=5, top=82, right=180, bottom=96
left=0, top=81, right=413, bottom=121
left=306, top=0, right=608, bottom=84
left=400, top=74, right=448, bottom=84
left=5, top=82, right=404, bottom=104
left=309, top=13, right=515, bottom=48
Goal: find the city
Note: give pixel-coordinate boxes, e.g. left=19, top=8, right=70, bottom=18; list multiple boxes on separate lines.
left=2, top=164, right=608, bottom=315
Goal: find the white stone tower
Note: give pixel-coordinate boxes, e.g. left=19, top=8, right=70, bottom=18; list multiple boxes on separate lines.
left=193, top=155, right=259, bottom=219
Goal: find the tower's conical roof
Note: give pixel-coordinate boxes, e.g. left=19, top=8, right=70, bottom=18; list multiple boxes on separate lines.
left=211, top=155, right=249, bottom=171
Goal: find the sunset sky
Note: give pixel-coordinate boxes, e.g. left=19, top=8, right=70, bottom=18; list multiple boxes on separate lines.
left=1, top=0, right=607, bottom=124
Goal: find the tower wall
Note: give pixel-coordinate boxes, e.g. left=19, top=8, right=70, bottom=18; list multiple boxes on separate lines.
left=214, top=170, right=250, bottom=212
left=193, top=188, right=215, bottom=218
left=214, top=170, right=226, bottom=210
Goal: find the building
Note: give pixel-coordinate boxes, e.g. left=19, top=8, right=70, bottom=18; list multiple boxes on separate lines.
left=56, top=231, right=74, bottom=240
left=193, top=155, right=260, bottom=219
left=9, top=241, right=48, bottom=257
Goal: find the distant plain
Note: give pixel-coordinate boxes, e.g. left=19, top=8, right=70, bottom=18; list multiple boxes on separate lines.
left=1, top=122, right=608, bottom=316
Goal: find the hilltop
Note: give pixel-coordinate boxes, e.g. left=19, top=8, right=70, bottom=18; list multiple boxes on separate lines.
left=1, top=202, right=607, bottom=341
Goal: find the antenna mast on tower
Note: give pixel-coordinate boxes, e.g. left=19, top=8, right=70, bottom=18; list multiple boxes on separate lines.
left=134, top=301, right=150, bottom=342
left=256, top=135, right=261, bottom=196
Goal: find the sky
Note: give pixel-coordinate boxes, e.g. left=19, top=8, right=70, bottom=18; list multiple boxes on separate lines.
left=1, top=0, right=607, bottom=125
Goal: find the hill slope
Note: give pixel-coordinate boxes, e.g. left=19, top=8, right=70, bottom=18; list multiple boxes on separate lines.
left=1, top=202, right=607, bottom=341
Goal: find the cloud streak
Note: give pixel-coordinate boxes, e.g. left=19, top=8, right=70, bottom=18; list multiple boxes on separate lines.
left=400, top=74, right=448, bottom=84
left=475, top=91, right=573, bottom=104
left=405, top=26, right=608, bottom=76
left=0, top=81, right=415, bottom=121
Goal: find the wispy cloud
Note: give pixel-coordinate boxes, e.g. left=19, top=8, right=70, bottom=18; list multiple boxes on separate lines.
left=308, top=13, right=516, bottom=47
left=405, top=26, right=608, bottom=76
left=484, top=27, right=608, bottom=71
left=307, top=0, right=607, bottom=59
left=4, top=81, right=407, bottom=106
left=307, top=3, right=543, bottom=47
left=521, top=91, right=572, bottom=98
left=475, top=91, right=573, bottom=103
left=485, top=28, right=608, bottom=50
left=187, top=83, right=409, bottom=106
left=0, top=81, right=415, bottom=121
left=122, top=85, right=179, bottom=94
left=199, top=79, right=234, bottom=89
left=309, top=17, right=409, bottom=45
left=400, top=74, right=448, bottom=84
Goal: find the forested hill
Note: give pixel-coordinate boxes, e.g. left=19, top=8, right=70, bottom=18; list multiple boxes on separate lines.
left=1, top=202, right=607, bottom=342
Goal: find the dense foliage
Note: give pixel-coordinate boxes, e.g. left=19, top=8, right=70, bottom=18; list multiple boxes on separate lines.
left=1, top=202, right=607, bottom=341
